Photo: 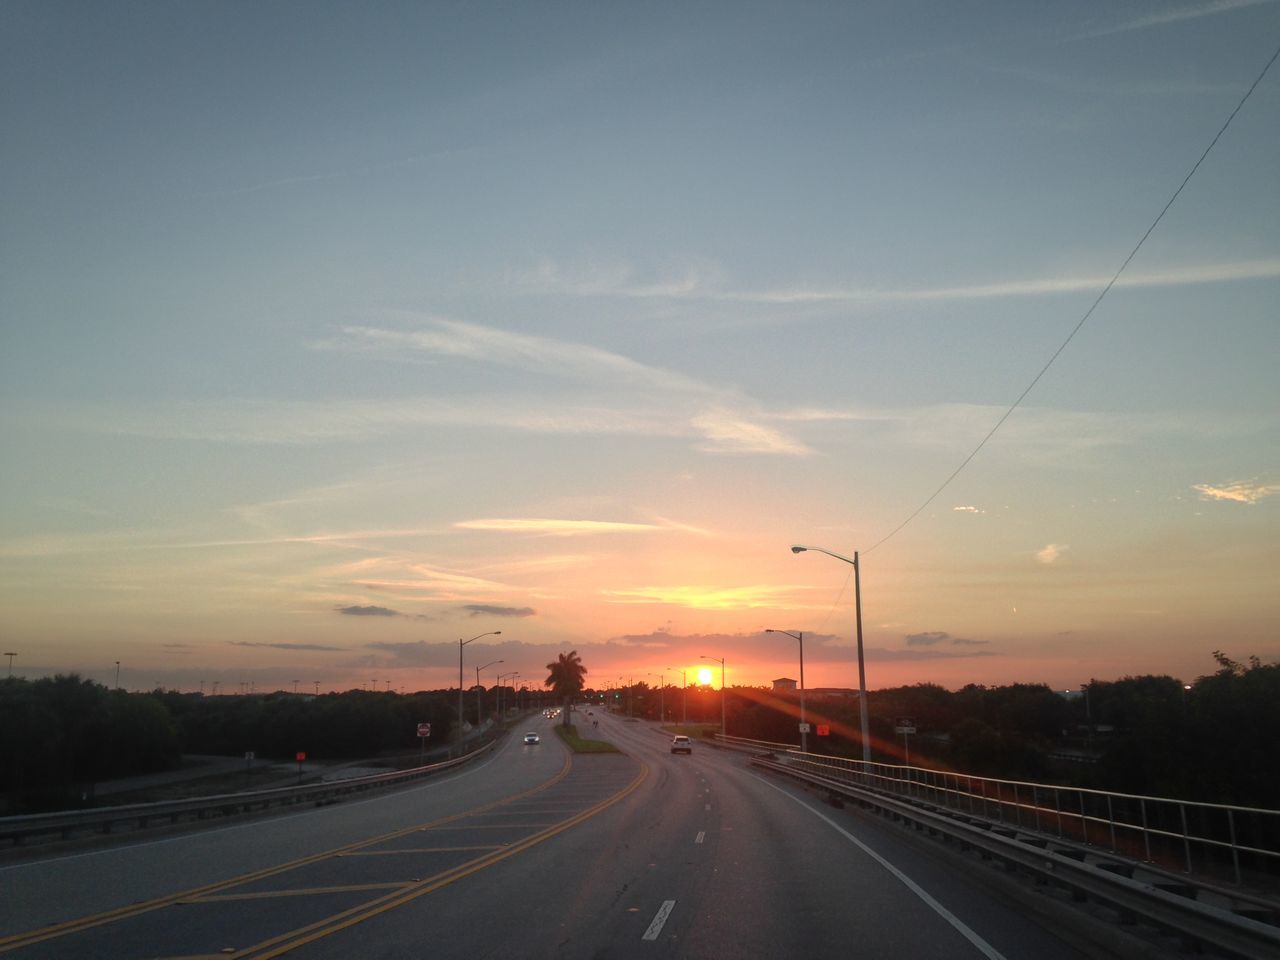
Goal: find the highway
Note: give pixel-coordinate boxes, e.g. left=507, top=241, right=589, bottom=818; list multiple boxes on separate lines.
left=0, top=710, right=1152, bottom=959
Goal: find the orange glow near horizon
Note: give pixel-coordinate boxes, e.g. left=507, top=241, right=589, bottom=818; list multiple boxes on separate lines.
left=696, top=667, right=713, bottom=686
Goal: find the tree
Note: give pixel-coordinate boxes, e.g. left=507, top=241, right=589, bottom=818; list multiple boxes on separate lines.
left=545, top=651, right=587, bottom=725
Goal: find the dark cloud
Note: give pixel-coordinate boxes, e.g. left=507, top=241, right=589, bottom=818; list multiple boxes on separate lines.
left=906, top=632, right=950, bottom=647
left=460, top=604, right=535, bottom=618
left=337, top=605, right=401, bottom=617
left=614, top=633, right=675, bottom=648
left=905, top=631, right=987, bottom=648
left=230, top=641, right=346, bottom=651
left=872, top=647, right=997, bottom=661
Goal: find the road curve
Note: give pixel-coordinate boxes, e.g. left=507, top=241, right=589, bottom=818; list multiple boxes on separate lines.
left=0, top=711, right=1156, bottom=959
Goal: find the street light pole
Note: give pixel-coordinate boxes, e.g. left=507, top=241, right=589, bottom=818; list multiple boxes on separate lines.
left=476, top=659, right=504, bottom=728
left=668, top=667, right=686, bottom=724
left=701, top=655, right=726, bottom=737
left=114, top=660, right=121, bottom=690
left=458, top=631, right=501, bottom=747
left=5, top=652, right=15, bottom=678
left=766, top=630, right=806, bottom=753
left=649, top=672, right=664, bottom=723
left=792, top=545, right=871, bottom=763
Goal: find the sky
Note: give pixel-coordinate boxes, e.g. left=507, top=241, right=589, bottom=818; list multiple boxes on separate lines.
left=2, top=1, right=1278, bottom=697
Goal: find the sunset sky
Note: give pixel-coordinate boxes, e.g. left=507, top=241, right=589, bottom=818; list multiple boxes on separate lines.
left=2, top=2, right=1278, bottom=697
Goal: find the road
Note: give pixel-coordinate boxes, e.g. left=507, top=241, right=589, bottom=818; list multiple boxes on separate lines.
left=0, top=711, right=1152, bottom=959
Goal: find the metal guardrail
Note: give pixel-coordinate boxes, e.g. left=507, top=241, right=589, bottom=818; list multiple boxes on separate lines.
left=709, top=735, right=1280, bottom=888
left=0, top=741, right=496, bottom=848
left=749, top=753, right=1280, bottom=960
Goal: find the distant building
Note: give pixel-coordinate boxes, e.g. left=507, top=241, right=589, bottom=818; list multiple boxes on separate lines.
left=772, top=677, right=797, bottom=691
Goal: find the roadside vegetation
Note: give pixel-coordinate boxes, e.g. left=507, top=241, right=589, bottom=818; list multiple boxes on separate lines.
left=3, top=650, right=1275, bottom=814
left=553, top=723, right=621, bottom=754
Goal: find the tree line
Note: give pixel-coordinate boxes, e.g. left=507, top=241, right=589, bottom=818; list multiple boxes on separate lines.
left=590, top=651, right=1280, bottom=808
left=0, top=677, right=470, bottom=814
left=2, top=651, right=1275, bottom=814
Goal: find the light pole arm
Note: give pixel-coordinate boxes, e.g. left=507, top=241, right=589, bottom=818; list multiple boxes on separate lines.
left=791, top=544, right=857, bottom=567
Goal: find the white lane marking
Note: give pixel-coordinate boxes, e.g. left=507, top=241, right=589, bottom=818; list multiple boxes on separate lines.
left=642, top=899, right=677, bottom=941
left=695, top=831, right=705, bottom=844
left=754, top=776, right=1008, bottom=960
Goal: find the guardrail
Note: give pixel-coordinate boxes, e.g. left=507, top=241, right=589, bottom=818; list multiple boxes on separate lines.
left=0, top=741, right=496, bottom=848
left=749, top=753, right=1280, bottom=960
left=708, top=735, right=1280, bottom=888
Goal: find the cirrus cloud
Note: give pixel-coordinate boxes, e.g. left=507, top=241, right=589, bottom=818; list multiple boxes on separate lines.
left=1193, top=479, right=1279, bottom=504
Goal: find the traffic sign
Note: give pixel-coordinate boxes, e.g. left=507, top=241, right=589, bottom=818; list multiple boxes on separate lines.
left=895, top=718, right=916, bottom=734
left=417, top=722, right=431, bottom=737
left=816, top=724, right=830, bottom=736
left=295, top=751, right=306, bottom=761
left=798, top=722, right=811, bottom=733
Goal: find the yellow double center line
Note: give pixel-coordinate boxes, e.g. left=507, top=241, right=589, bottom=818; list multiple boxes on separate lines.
left=2, top=753, right=646, bottom=957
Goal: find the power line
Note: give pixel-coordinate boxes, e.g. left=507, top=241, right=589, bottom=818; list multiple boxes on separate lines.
left=864, top=39, right=1280, bottom=558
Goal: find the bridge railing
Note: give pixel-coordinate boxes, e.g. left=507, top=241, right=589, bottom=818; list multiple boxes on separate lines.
left=712, top=735, right=1279, bottom=887
left=0, top=739, right=496, bottom=848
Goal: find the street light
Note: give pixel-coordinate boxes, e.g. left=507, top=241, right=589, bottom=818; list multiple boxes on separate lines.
left=700, top=655, right=726, bottom=737
left=4, top=652, right=14, bottom=678
left=476, top=659, right=504, bottom=728
left=791, top=544, right=870, bottom=763
left=667, top=667, right=687, bottom=725
left=648, top=672, right=665, bottom=723
left=458, top=631, right=501, bottom=746
left=114, top=660, right=121, bottom=690
left=765, top=630, right=807, bottom=754
left=498, top=671, right=519, bottom=720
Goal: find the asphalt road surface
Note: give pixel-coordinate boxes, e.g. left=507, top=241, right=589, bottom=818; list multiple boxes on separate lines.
left=0, top=711, right=1152, bottom=959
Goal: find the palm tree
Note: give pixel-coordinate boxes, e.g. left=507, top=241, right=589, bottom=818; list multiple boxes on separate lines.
left=545, top=650, right=587, bottom=725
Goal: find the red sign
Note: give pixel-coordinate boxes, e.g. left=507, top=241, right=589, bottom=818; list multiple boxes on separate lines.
left=295, top=751, right=306, bottom=761
left=816, top=724, right=831, bottom=737
left=417, top=722, right=431, bottom=737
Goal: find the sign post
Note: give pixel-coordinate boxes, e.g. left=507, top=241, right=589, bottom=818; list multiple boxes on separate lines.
left=295, top=751, right=306, bottom=783
left=417, top=722, right=431, bottom=762
left=894, top=718, right=916, bottom=765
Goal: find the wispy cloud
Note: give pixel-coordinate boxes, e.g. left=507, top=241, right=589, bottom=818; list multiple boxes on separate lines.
left=331, top=319, right=709, bottom=395
left=513, top=256, right=1280, bottom=306
left=1194, top=478, right=1280, bottom=504
left=601, top=584, right=795, bottom=610
left=230, top=641, right=347, bottom=651
left=953, top=505, right=983, bottom=514
left=691, top=408, right=812, bottom=455
left=316, top=318, right=810, bottom=456
left=1075, top=0, right=1276, bottom=39
left=725, top=259, right=1280, bottom=306
left=1037, top=543, right=1068, bottom=565
left=456, top=518, right=668, bottom=536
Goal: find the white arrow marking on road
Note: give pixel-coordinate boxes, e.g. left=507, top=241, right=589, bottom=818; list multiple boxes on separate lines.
left=695, top=831, right=705, bottom=844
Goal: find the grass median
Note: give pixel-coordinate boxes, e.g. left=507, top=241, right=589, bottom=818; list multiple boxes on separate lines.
left=554, top=723, right=621, bottom=753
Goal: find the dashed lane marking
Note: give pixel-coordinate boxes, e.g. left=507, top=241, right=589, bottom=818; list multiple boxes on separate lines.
left=642, top=900, right=676, bottom=941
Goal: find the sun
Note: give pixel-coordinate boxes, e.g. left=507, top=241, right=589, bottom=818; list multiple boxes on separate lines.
left=697, top=667, right=713, bottom=686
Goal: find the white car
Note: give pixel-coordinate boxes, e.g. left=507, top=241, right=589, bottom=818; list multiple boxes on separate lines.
left=524, top=732, right=540, bottom=744
left=671, top=735, right=692, bottom=754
